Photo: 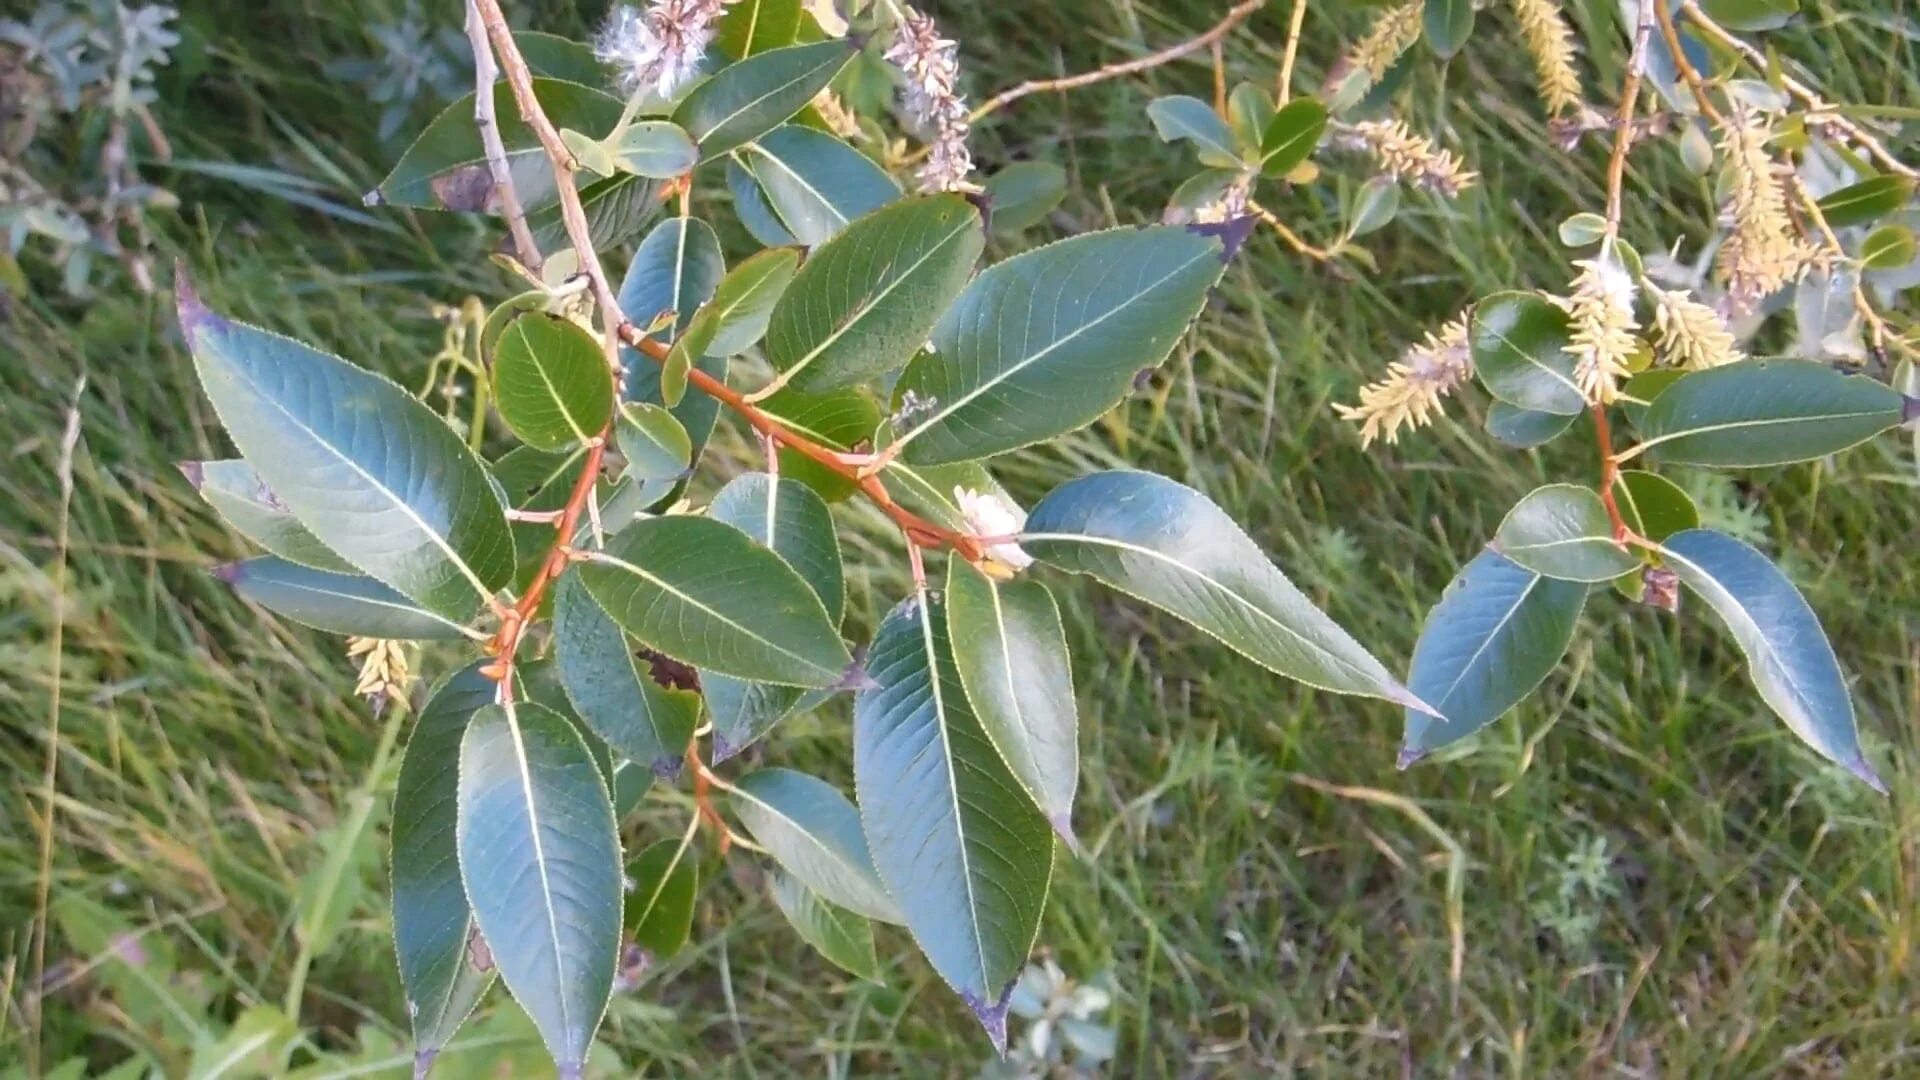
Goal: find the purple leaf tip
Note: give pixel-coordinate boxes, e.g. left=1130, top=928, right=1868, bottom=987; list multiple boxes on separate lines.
left=1396, top=745, right=1428, bottom=771
left=1903, top=395, right=1919, bottom=426
left=176, top=460, right=205, bottom=490
left=963, top=983, right=1014, bottom=1054
left=1185, top=214, right=1256, bottom=263
left=210, top=561, right=244, bottom=585
left=1049, top=814, right=1084, bottom=857
left=173, top=264, right=217, bottom=338
left=833, top=659, right=879, bottom=693
left=1848, top=754, right=1889, bottom=796
left=411, top=1049, right=436, bottom=1080
left=709, top=732, right=739, bottom=765
left=650, top=752, right=686, bottom=780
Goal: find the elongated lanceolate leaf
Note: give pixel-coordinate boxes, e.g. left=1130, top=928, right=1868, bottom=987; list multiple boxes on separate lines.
left=892, top=227, right=1227, bottom=464
left=492, top=313, right=615, bottom=451
left=578, top=516, right=851, bottom=687
left=180, top=283, right=514, bottom=621
left=1492, top=484, right=1640, bottom=583
left=717, top=0, right=803, bottom=58
left=457, top=701, right=621, bottom=1074
left=855, top=596, right=1054, bottom=1049
left=945, top=561, right=1078, bottom=842
left=1400, top=552, right=1586, bottom=762
left=552, top=574, right=700, bottom=778
left=1629, top=359, right=1906, bottom=467
left=1024, top=471, right=1428, bottom=711
left=769, top=871, right=882, bottom=982
left=743, top=125, right=901, bottom=245
left=183, top=459, right=354, bottom=572
left=216, top=556, right=477, bottom=641
left=1658, top=529, right=1883, bottom=789
left=624, top=838, right=699, bottom=957
left=374, top=79, right=621, bottom=211
left=673, top=40, right=857, bottom=161
left=730, top=769, right=901, bottom=922
left=391, top=665, right=497, bottom=1063
left=765, top=195, right=983, bottom=394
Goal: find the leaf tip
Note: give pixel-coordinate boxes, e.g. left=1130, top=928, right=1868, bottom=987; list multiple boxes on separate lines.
left=831, top=659, right=879, bottom=694
left=708, top=732, right=740, bottom=765
left=174, top=264, right=215, bottom=338
left=650, top=752, right=686, bottom=781
left=1903, top=395, right=1919, bottom=427
left=1391, top=684, right=1445, bottom=722
left=362, top=186, right=386, bottom=208
left=1049, top=813, right=1083, bottom=856
left=1185, top=214, right=1256, bottom=263
left=411, top=1049, right=436, bottom=1080
left=210, top=560, right=244, bottom=585
left=1847, top=754, right=1889, bottom=796
left=176, top=460, right=205, bottom=490
left=1396, top=745, right=1429, bottom=771
left=962, top=984, right=1013, bottom=1054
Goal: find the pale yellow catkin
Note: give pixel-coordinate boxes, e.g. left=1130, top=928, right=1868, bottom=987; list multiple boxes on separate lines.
left=1715, top=112, right=1813, bottom=312
left=1509, top=0, right=1583, bottom=117
left=1349, top=2, right=1423, bottom=82
left=1335, top=315, right=1474, bottom=448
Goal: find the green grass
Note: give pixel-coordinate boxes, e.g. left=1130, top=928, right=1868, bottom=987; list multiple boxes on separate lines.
left=4, top=0, right=1919, bottom=1074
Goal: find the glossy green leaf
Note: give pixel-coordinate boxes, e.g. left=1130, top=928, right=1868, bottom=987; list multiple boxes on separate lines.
left=1146, top=95, right=1240, bottom=168
left=1629, top=359, right=1905, bottom=466
left=756, top=385, right=882, bottom=502
left=1861, top=223, right=1916, bottom=270
left=731, top=768, right=901, bottom=922
left=1259, top=98, right=1328, bottom=178
left=984, top=162, right=1067, bottom=234
left=492, top=313, right=615, bottom=451
left=1700, top=0, right=1798, bottom=30
left=374, top=78, right=621, bottom=211
left=620, top=217, right=728, bottom=471
left=703, top=473, right=844, bottom=759
left=1227, top=82, right=1274, bottom=158
left=1025, top=471, right=1426, bottom=711
left=612, top=120, right=698, bottom=178
left=1492, top=484, right=1640, bottom=583
left=623, top=838, right=699, bottom=957
left=704, top=247, right=800, bottom=356
left=769, top=871, right=882, bottom=982
left=1471, top=291, right=1584, bottom=416
left=1611, top=470, right=1697, bottom=541
left=743, top=125, right=901, bottom=245
left=553, top=574, right=700, bottom=778
left=494, top=446, right=587, bottom=592
left=216, top=556, right=476, bottom=641
left=578, top=516, right=851, bottom=687
left=392, top=665, right=497, bottom=1062
left=659, top=303, right=719, bottom=407
left=673, top=40, right=857, bottom=160
left=1485, top=401, right=1578, bottom=448
left=1424, top=0, right=1475, bottom=58
left=457, top=701, right=621, bottom=1073
left=765, top=194, right=984, bottom=394
left=1659, top=529, right=1882, bottom=789
left=180, top=284, right=513, bottom=621
left=1401, top=552, right=1585, bottom=762
left=728, top=157, right=797, bottom=247
left=1816, top=174, right=1913, bottom=227
left=945, top=561, right=1078, bottom=841
left=184, top=459, right=354, bottom=573
left=855, top=596, right=1053, bottom=1047
left=717, top=0, right=802, bottom=57
left=893, top=226, right=1227, bottom=464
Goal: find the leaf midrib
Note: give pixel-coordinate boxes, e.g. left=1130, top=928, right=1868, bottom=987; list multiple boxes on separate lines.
left=915, top=600, right=995, bottom=994
left=589, top=549, right=837, bottom=683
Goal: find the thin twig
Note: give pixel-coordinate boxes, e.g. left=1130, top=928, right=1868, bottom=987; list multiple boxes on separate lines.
left=1652, top=0, right=1724, bottom=129
left=1276, top=0, right=1309, bottom=104
left=464, top=0, right=541, bottom=271
left=1246, top=196, right=1340, bottom=265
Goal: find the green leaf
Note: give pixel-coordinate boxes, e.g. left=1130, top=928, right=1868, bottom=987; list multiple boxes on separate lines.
left=1558, top=211, right=1608, bottom=247
left=855, top=596, right=1053, bottom=1046
left=1861, top=223, right=1917, bottom=270
left=188, top=1005, right=297, bottom=1080
left=391, top=665, right=498, bottom=1061
left=623, top=838, right=699, bottom=957
left=1424, top=0, right=1475, bottom=58
left=659, top=303, right=719, bottom=407
left=374, top=79, right=621, bottom=211
left=216, top=556, right=476, bottom=641
left=1629, top=359, right=1906, bottom=466
left=579, top=516, right=851, bottom=686
left=1700, top=0, right=1799, bottom=31
left=559, top=127, right=619, bottom=179
left=611, top=120, right=698, bottom=178
left=892, top=226, right=1227, bottom=464
left=1226, top=82, right=1274, bottom=158
left=620, top=217, right=728, bottom=468
left=492, top=314, right=615, bottom=451
left=517, top=31, right=605, bottom=84
left=530, top=173, right=662, bottom=253
left=983, top=162, right=1067, bottom=234
left=1471, top=291, right=1584, bottom=416
left=742, top=125, right=901, bottom=245
left=756, top=385, right=882, bottom=502
left=1484, top=402, right=1578, bottom=448
left=614, top=401, right=693, bottom=508
left=945, top=561, right=1078, bottom=841
left=717, top=0, right=802, bottom=58
left=1611, top=470, right=1697, bottom=541
left=1401, top=552, right=1586, bottom=762
left=494, top=445, right=588, bottom=592
left=1259, top=98, right=1328, bottom=178
left=765, top=194, right=984, bottom=394
left=1659, top=529, right=1882, bottom=789
left=769, top=871, right=882, bottom=982
left=457, top=701, right=622, bottom=1073
left=1026, top=471, right=1424, bottom=709
left=1492, top=484, right=1640, bottom=583
left=183, top=459, right=354, bottom=573
left=704, top=247, right=800, bottom=357
left=875, top=457, right=994, bottom=533
left=731, top=769, right=901, bottom=921
left=702, top=472, right=845, bottom=759
left=1146, top=95, right=1240, bottom=168
left=552, top=574, right=700, bottom=778
left=1815, top=174, right=1913, bottom=227
left=728, top=157, right=796, bottom=246
left=180, top=285, right=513, bottom=621
left=1344, top=176, right=1401, bottom=240
left=673, top=40, right=858, bottom=161
left=1619, top=366, right=1686, bottom=429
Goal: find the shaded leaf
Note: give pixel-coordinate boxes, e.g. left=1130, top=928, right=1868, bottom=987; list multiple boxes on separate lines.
left=553, top=574, right=700, bottom=778
left=1630, top=359, right=1905, bottom=466
left=620, top=217, right=728, bottom=472
left=731, top=769, right=901, bottom=921
left=769, top=871, right=882, bottom=982
left=1424, top=0, right=1475, bottom=58
left=492, top=313, right=615, bottom=451
left=704, top=247, right=801, bottom=356
left=184, top=459, right=354, bottom=573
left=1492, top=484, right=1640, bottom=583
left=742, top=125, right=901, bottom=245
left=375, top=79, right=621, bottom=211
left=493, top=445, right=587, bottom=593
left=756, top=385, right=882, bottom=502
left=1146, top=95, right=1240, bottom=168
left=717, top=0, right=803, bottom=58
left=529, top=173, right=661, bottom=253
left=1611, top=470, right=1697, bottom=542
left=1471, top=291, right=1584, bottom=416
left=1816, top=174, right=1913, bottom=227
left=727, top=157, right=797, bottom=247
left=624, top=838, right=699, bottom=957
left=674, top=40, right=858, bottom=160
left=614, top=401, right=693, bottom=509
left=1485, top=401, right=1577, bottom=448
left=984, top=161, right=1067, bottom=234
left=216, top=556, right=476, bottom=641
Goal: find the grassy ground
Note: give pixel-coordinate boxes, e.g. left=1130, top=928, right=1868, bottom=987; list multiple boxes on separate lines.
left=4, top=0, right=1918, bottom=1075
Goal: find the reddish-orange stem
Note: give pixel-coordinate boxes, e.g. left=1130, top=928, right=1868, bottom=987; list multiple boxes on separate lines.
left=1590, top=404, right=1629, bottom=542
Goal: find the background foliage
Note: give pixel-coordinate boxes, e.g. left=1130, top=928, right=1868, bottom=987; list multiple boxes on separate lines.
left=3, top=0, right=1918, bottom=1074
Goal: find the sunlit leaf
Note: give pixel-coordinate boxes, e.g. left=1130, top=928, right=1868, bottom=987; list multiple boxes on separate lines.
left=1492, top=484, right=1640, bottom=583
left=1630, top=359, right=1905, bottom=466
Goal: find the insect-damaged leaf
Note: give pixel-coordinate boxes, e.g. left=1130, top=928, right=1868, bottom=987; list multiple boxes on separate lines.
left=183, top=459, right=354, bottom=573
left=552, top=573, right=700, bottom=778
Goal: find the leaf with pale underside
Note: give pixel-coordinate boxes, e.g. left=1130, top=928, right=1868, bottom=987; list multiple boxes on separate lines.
left=673, top=40, right=858, bottom=161
left=892, top=227, right=1227, bottom=464
left=1492, top=484, right=1640, bottom=583
left=492, top=313, right=615, bottom=451
left=765, top=194, right=984, bottom=394
left=1023, top=471, right=1428, bottom=712
left=1659, top=529, right=1883, bottom=790
left=374, top=78, right=621, bottom=211
left=578, top=516, right=850, bottom=687
left=855, top=595, right=1053, bottom=1050
left=704, top=246, right=800, bottom=357
left=944, top=561, right=1078, bottom=842
left=769, top=871, right=882, bottom=982
left=730, top=769, right=901, bottom=922
left=457, top=701, right=621, bottom=1075
left=215, top=556, right=477, bottom=641
left=180, top=282, right=513, bottom=621
left=183, top=459, right=354, bottom=573
left=1630, top=359, right=1906, bottom=467
left=553, top=573, right=700, bottom=778
left=742, top=125, right=901, bottom=245
left=624, top=838, right=699, bottom=957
